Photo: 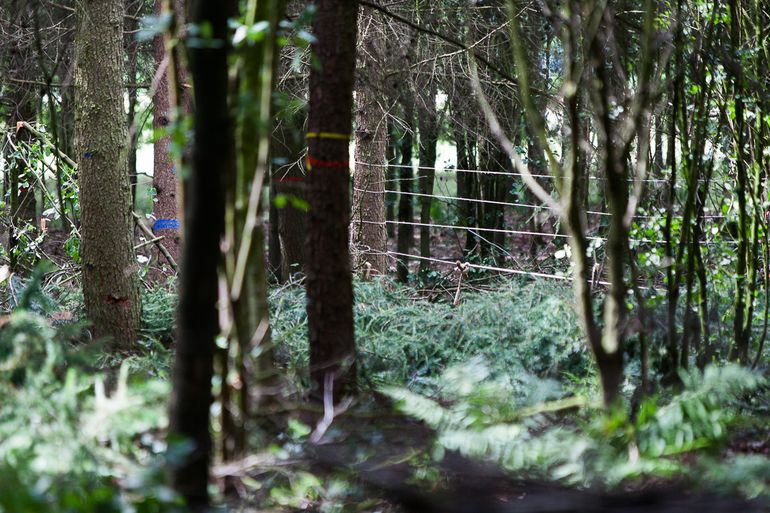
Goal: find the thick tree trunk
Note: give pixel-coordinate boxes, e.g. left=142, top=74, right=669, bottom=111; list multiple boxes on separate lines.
left=305, top=0, right=359, bottom=394
left=168, top=0, right=229, bottom=507
left=352, top=6, right=388, bottom=277
left=75, top=0, right=141, bottom=348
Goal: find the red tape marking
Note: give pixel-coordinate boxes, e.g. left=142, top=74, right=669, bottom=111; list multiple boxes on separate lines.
left=306, top=156, right=350, bottom=170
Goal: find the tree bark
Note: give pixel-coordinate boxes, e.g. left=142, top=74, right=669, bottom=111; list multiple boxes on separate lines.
left=396, top=109, right=414, bottom=283
left=352, top=5, right=388, bottom=277
left=168, top=0, right=229, bottom=507
left=728, top=0, right=751, bottom=363
left=417, top=80, right=437, bottom=274
left=272, top=104, right=307, bottom=280
left=305, top=0, right=359, bottom=395
left=268, top=180, right=283, bottom=279
left=75, top=0, right=141, bottom=348
left=150, top=0, right=184, bottom=279
left=385, top=124, right=397, bottom=238
left=126, top=2, right=139, bottom=208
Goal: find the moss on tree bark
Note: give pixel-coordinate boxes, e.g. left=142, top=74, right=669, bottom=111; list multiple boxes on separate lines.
left=75, top=0, right=141, bottom=348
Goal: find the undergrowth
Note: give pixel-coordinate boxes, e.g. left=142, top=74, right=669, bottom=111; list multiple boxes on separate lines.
left=0, top=281, right=179, bottom=511
left=271, top=277, right=593, bottom=391
left=3, top=271, right=769, bottom=511
left=383, top=358, right=770, bottom=496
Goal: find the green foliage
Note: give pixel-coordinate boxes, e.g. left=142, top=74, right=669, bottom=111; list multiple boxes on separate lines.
left=384, top=359, right=768, bottom=495
left=273, top=193, right=309, bottom=212
left=271, top=277, right=591, bottom=389
left=635, top=365, right=762, bottom=458
left=1, top=130, right=81, bottom=265
left=0, top=308, right=179, bottom=512
left=140, top=279, right=177, bottom=345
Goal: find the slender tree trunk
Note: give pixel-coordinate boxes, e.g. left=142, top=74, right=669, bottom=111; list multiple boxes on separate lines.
left=305, top=0, right=359, bottom=394
left=272, top=120, right=307, bottom=280
left=524, top=25, right=548, bottom=253
left=168, top=0, right=229, bottom=507
left=417, top=80, right=437, bottom=274
left=593, top=28, right=628, bottom=409
left=272, top=57, right=306, bottom=281
left=385, top=126, right=397, bottom=239
left=396, top=109, right=414, bottom=283
left=126, top=3, right=139, bottom=208
left=492, top=148, right=511, bottom=257
left=664, top=51, right=681, bottom=377
left=415, top=0, right=437, bottom=273
left=477, top=140, right=494, bottom=259
left=352, top=6, right=388, bottom=277
left=75, top=0, right=141, bottom=348
left=223, top=0, right=285, bottom=459
left=150, top=0, right=184, bottom=278
left=453, top=122, right=475, bottom=255
left=268, top=180, right=283, bottom=279
left=728, top=0, right=751, bottom=363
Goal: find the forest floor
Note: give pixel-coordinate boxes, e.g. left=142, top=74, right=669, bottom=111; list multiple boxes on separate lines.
left=3, top=273, right=770, bottom=511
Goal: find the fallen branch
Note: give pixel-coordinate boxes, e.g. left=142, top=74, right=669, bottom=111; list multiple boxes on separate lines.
left=134, top=235, right=165, bottom=251
left=16, top=121, right=77, bottom=169
left=132, top=212, right=179, bottom=272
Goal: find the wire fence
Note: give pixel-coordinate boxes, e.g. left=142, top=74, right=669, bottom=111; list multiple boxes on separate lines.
left=351, top=160, right=737, bottom=284
left=354, top=186, right=726, bottom=220
left=356, top=161, right=732, bottom=186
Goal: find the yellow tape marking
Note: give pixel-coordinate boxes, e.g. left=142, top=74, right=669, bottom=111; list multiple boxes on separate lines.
left=306, top=132, right=351, bottom=140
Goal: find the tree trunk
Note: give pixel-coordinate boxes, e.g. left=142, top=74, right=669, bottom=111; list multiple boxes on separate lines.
left=222, top=0, right=285, bottom=461
left=272, top=104, right=307, bottom=281
left=453, top=122, right=476, bottom=256
left=385, top=123, right=397, bottom=238
left=268, top=180, right=282, bottom=279
left=126, top=3, right=139, bottom=208
left=591, top=17, right=628, bottom=408
left=352, top=5, right=388, bottom=277
left=168, top=0, right=229, bottom=507
left=305, top=0, right=359, bottom=395
left=417, top=80, right=437, bottom=274
left=728, top=0, right=751, bottom=363
left=150, top=0, right=184, bottom=279
left=75, top=0, right=141, bottom=348
left=396, top=110, right=414, bottom=283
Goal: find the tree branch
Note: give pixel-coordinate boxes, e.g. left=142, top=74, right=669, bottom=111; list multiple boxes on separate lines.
left=360, top=0, right=552, bottom=101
